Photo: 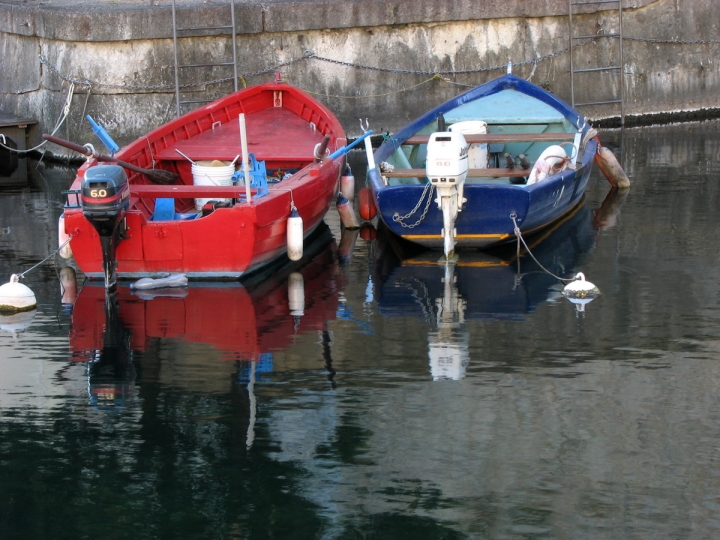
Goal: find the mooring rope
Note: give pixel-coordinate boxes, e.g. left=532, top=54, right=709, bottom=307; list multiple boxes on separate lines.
left=16, top=236, right=74, bottom=280
left=510, top=214, right=573, bottom=283
left=0, top=81, right=75, bottom=154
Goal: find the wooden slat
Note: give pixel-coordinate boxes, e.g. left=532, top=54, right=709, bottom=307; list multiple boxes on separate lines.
left=383, top=168, right=531, bottom=178
left=403, top=133, right=576, bottom=145
left=130, top=184, right=257, bottom=198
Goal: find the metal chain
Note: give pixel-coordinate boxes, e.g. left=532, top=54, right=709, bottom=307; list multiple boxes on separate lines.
left=623, top=37, right=720, bottom=45
left=303, top=47, right=571, bottom=76
left=392, top=182, right=434, bottom=228
left=38, top=54, right=306, bottom=91
left=37, top=35, right=719, bottom=95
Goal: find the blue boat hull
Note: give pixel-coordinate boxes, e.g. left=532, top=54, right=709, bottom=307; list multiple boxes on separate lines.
left=367, top=73, right=598, bottom=249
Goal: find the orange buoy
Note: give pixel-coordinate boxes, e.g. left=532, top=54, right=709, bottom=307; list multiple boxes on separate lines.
left=595, top=146, right=630, bottom=189
left=358, top=187, right=376, bottom=221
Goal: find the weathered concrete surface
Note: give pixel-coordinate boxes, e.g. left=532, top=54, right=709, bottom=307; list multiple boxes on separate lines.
left=0, top=0, right=718, bottom=151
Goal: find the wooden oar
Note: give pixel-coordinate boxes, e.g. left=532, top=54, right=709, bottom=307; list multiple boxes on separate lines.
left=42, top=134, right=179, bottom=185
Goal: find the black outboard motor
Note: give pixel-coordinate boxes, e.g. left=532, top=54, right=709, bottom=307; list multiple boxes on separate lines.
left=80, top=165, right=130, bottom=290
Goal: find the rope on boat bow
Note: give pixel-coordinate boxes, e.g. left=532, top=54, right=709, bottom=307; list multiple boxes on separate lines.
left=510, top=214, right=573, bottom=283
left=15, top=235, right=75, bottom=280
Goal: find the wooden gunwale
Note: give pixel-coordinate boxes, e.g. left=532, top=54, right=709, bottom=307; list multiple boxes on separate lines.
left=403, top=133, right=577, bottom=145
left=383, top=167, right=531, bottom=178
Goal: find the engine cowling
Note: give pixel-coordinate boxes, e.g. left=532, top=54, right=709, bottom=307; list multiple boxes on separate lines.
left=80, top=165, right=130, bottom=290
left=426, top=131, right=469, bottom=187
left=81, top=165, right=130, bottom=225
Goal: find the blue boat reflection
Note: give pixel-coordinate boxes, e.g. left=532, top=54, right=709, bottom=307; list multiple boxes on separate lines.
left=371, top=189, right=627, bottom=379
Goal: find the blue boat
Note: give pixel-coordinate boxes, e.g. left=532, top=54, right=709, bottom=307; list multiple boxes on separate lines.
left=365, top=66, right=599, bottom=257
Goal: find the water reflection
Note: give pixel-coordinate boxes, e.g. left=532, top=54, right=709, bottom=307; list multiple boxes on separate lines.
left=68, top=225, right=340, bottom=416
left=371, top=189, right=628, bottom=379
left=7, top=122, right=720, bottom=538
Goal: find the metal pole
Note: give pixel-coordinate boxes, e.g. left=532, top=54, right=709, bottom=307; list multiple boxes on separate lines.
left=568, top=0, right=575, bottom=108
left=230, top=1, right=238, bottom=92
left=172, top=0, right=181, bottom=117
left=618, top=0, right=625, bottom=126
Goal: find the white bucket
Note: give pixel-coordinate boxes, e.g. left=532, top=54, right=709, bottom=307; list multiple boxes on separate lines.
left=449, top=120, right=488, bottom=169
left=191, top=160, right=235, bottom=210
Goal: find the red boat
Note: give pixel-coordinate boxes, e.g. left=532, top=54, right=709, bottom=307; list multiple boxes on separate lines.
left=54, top=77, right=347, bottom=287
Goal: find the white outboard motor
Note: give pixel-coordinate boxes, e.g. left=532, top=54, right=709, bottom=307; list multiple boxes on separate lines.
left=426, top=132, right=469, bottom=257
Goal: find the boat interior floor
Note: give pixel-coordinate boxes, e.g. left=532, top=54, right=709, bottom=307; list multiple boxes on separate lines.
left=155, top=107, right=328, bottom=163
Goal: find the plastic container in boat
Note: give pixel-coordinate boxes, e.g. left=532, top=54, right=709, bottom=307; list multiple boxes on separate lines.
left=449, top=120, right=488, bottom=169
left=191, top=160, right=235, bottom=210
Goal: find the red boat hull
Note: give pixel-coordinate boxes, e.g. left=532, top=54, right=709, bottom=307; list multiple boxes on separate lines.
left=62, top=81, right=346, bottom=279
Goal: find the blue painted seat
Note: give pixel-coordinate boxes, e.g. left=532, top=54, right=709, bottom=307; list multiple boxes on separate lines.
left=152, top=198, right=175, bottom=221
left=152, top=198, right=198, bottom=221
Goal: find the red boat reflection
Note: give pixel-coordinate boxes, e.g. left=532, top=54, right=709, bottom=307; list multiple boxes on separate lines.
left=69, top=226, right=340, bottom=366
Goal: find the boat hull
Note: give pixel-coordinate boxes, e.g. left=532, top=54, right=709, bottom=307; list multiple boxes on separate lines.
left=368, top=140, right=596, bottom=248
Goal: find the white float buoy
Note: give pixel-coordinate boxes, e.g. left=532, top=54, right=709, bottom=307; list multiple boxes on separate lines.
left=562, top=272, right=600, bottom=299
left=340, top=165, right=355, bottom=202
left=58, top=215, right=73, bottom=259
left=0, top=274, right=37, bottom=313
left=288, top=272, right=305, bottom=317
left=287, top=207, right=304, bottom=261
left=336, top=192, right=360, bottom=230
left=0, top=308, right=37, bottom=338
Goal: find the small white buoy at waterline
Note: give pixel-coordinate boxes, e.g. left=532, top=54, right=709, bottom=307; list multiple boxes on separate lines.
left=336, top=192, right=360, bottom=229
left=287, top=207, right=304, bottom=261
left=0, top=274, right=37, bottom=313
left=562, top=272, right=600, bottom=299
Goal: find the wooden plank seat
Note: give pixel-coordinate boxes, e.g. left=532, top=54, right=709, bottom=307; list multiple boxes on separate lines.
left=383, top=167, right=532, bottom=178
left=403, top=132, right=577, bottom=145
left=130, top=184, right=258, bottom=198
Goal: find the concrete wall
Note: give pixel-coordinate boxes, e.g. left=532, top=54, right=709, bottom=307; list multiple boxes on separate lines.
left=1, top=0, right=719, bottom=151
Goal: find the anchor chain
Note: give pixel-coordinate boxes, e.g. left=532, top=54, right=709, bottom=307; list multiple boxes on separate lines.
left=392, top=183, right=434, bottom=228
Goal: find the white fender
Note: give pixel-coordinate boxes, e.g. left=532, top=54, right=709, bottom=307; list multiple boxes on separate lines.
left=287, top=207, right=304, bottom=261
left=527, top=145, right=568, bottom=185
left=340, top=166, right=355, bottom=201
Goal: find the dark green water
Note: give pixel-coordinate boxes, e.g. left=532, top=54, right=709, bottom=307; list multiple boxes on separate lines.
left=1, top=121, right=720, bottom=539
